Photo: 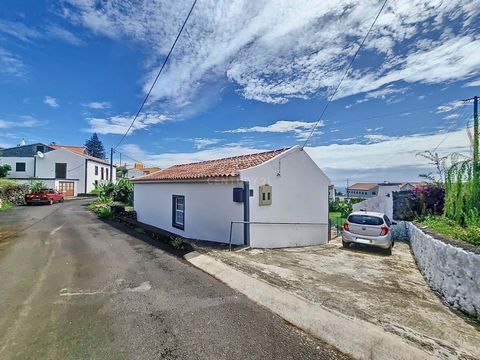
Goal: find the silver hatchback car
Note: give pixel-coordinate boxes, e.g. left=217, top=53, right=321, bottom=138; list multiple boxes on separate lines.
left=342, top=211, right=395, bottom=255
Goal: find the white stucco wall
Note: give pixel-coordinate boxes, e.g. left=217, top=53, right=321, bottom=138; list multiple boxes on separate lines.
left=35, top=149, right=85, bottom=194
left=85, top=160, right=115, bottom=193
left=240, top=147, right=330, bottom=248
left=352, top=185, right=400, bottom=219
left=134, top=181, right=245, bottom=244
left=0, top=157, right=35, bottom=178
left=408, top=222, right=480, bottom=320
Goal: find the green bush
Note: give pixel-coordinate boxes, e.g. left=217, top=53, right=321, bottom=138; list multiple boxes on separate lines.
left=29, top=180, right=48, bottom=193
left=0, top=180, right=29, bottom=205
left=114, top=178, right=133, bottom=205
left=169, top=236, right=185, bottom=249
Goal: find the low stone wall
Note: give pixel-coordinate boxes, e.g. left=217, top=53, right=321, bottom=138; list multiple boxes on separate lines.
left=408, top=222, right=480, bottom=320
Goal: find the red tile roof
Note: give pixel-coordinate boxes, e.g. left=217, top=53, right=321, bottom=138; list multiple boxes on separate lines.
left=348, top=182, right=378, bottom=191
left=50, top=145, right=86, bottom=155
left=133, top=148, right=290, bottom=182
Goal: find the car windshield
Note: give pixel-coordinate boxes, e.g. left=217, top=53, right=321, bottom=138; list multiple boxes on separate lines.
left=348, top=215, right=384, bottom=226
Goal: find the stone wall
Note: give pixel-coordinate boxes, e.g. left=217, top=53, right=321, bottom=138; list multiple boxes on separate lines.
left=408, top=222, right=480, bottom=320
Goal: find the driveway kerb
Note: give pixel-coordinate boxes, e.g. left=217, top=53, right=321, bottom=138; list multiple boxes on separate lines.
left=185, top=251, right=434, bottom=360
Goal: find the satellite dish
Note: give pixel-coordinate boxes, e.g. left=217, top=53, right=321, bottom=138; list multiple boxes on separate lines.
left=37, top=151, right=44, bottom=159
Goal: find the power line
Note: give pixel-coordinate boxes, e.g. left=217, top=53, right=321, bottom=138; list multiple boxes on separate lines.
left=114, top=0, right=198, bottom=149
left=302, top=0, right=389, bottom=148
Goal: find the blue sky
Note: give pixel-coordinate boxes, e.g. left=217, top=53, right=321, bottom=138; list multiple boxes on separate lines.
left=0, top=0, right=479, bottom=185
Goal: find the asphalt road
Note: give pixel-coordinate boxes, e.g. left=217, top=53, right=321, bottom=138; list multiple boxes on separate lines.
left=0, top=199, right=347, bottom=360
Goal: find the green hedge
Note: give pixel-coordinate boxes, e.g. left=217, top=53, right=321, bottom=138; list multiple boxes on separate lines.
left=0, top=179, right=29, bottom=205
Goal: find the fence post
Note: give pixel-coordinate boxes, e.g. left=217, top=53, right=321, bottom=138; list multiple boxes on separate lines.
left=328, top=219, right=332, bottom=242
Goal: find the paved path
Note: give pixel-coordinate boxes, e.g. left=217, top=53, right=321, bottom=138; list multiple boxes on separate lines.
left=0, top=200, right=347, bottom=360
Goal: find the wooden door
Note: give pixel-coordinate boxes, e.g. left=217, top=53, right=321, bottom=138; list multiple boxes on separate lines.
left=59, top=181, right=74, bottom=197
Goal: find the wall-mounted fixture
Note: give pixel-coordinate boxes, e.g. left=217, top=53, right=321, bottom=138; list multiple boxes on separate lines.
left=233, top=187, right=244, bottom=203
left=259, top=184, right=272, bottom=206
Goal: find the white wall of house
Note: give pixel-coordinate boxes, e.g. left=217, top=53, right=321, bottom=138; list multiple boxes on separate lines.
left=240, top=147, right=330, bottom=248
left=134, top=181, right=245, bottom=244
left=35, top=148, right=85, bottom=194
left=352, top=184, right=400, bottom=219
left=85, top=160, right=116, bottom=193
left=0, top=157, right=35, bottom=178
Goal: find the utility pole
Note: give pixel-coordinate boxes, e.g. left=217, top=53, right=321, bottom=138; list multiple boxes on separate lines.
left=110, top=147, right=114, bottom=182
left=474, top=96, right=479, bottom=180
left=346, top=178, right=349, bottom=199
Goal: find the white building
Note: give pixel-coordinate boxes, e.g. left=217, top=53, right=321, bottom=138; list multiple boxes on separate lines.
left=133, top=146, right=330, bottom=248
left=0, top=143, right=116, bottom=196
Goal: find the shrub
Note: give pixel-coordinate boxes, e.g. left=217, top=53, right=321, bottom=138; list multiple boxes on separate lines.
left=0, top=180, right=29, bottom=205
left=114, top=178, right=133, bottom=205
left=411, top=184, right=445, bottom=216
left=0, top=164, right=11, bottom=178
left=170, top=236, right=185, bottom=249
left=30, top=180, right=48, bottom=193
left=95, top=182, right=116, bottom=198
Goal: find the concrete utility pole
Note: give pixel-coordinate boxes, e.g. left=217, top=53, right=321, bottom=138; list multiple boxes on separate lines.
left=110, top=147, right=114, bottom=181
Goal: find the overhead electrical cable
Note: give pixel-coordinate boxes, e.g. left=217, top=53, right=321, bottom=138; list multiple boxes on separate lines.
left=114, top=0, right=198, bottom=149
left=302, top=0, right=389, bottom=148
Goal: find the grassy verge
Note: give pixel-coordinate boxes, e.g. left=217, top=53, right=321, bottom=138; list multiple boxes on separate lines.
left=329, top=211, right=346, bottom=227
left=0, top=201, right=12, bottom=212
left=418, top=216, right=480, bottom=246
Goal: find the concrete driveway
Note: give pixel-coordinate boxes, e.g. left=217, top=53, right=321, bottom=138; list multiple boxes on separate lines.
left=205, top=238, right=480, bottom=359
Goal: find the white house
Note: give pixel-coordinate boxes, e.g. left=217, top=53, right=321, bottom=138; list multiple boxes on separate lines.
left=133, top=146, right=330, bottom=248
left=0, top=142, right=116, bottom=196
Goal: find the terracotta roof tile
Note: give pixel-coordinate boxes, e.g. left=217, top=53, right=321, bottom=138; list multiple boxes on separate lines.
left=348, top=182, right=378, bottom=190
left=133, top=148, right=290, bottom=182
left=50, top=145, right=86, bottom=155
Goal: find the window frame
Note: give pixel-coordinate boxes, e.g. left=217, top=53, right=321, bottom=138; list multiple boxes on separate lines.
left=16, top=162, right=26, bottom=172
left=55, top=163, right=67, bottom=179
left=95, top=165, right=98, bottom=175
left=101, top=167, right=104, bottom=180
left=172, top=195, right=185, bottom=230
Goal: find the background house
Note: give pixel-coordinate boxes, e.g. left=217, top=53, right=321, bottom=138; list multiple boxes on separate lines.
left=133, top=146, right=330, bottom=248
left=0, top=142, right=115, bottom=195
left=121, top=162, right=161, bottom=179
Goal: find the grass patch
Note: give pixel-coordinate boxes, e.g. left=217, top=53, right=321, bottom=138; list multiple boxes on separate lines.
left=329, top=211, right=346, bottom=227
left=0, top=201, right=12, bottom=211
left=419, top=215, right=480, bottom=246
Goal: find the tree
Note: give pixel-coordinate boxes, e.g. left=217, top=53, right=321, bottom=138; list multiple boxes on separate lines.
left=416, top=151, right=465, bottom=184
left=0, top=164, right=11, bottom=177
left=85, top=133, right=106, bottom=159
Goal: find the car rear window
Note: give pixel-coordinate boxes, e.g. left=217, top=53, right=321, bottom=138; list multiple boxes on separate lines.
left=348, top=215, right=384, bottom=226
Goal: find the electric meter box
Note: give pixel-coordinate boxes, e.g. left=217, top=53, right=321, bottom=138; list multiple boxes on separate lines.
left=233, top=187, right=244, bottom=203
left=259, top=185, right=272, bottom=206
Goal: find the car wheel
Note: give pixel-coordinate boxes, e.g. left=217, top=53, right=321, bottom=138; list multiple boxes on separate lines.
left=342, top=240, right=349, bottom=248
left=60, top=198, right=64, bottom=203
left=384, top=244, right=392, bottom=256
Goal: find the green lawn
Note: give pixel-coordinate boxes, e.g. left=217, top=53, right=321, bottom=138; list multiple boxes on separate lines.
left=419, top=216, right=480, bottom=246
left=329, top=212, right=346, bottom=227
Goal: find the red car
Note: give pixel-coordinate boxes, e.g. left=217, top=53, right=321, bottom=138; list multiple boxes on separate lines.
left=25, top=189, right=64, bottom=205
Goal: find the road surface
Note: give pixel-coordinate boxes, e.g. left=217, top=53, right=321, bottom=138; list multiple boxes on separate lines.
left=0, top=199, right=347, bottom=360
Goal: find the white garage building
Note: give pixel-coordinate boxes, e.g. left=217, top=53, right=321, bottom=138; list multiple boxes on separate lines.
left=133, top=146, right=330, bottom=248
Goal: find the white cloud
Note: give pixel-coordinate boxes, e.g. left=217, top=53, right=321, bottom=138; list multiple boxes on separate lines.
left=364, top=134, right=396, bottom=143
left=0, top=115, right=42, bottom=128
left=443, top=113, right=460, bottom=120
left=0, top=20, right=40, bottom=42
left=118, top=143, right=264, bottom=169
left=436, top=100, right=468, bottom=113
left=82, top=101, right=111, bottom=109
left=63, top=0, right=480, bottom=107
left=0, top=47, right=26, bottom=78
left=193, top=138, right=221, bottom=149
left=46, top=24, right=85, bottom=46
left=224, top=120, right=323, bottom=140
left=85, top=112, right=171, bottom=135
left=44, top=96, right=60, bottom=108
left=465, top=78, right=480, bottom=87
left=354, top=86, right=408, bottom=105
left=118, top=127, right=472, bottom=184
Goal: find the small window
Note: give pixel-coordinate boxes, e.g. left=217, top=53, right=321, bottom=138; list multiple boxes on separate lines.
left=101, top=167, right=104, bottom=180
left=95, top=166, right=98, bottom=175
left=36, top=145, right=44, bottom=153
left=172, top=195, right=185, bottom=230
left=55, top=163, right=67, bottom=179
left=348, top=215, right=384, bottom=226
left=16, top=162, right=26, bottom=172
left=106, top=168, right=109, bottom=180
